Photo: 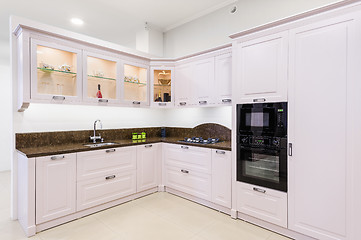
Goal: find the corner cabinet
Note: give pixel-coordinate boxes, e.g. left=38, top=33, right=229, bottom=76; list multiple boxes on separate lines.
left=234, top=31, right=288, bottom=103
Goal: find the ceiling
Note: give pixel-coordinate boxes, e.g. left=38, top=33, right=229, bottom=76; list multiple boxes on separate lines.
left=0, top=0, right=237, bottom=49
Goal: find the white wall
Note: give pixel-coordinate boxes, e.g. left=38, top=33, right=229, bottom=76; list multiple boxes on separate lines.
left=163, top=0, right=340, bottom=57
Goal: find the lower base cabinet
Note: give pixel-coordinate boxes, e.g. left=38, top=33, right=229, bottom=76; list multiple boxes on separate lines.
left=211, top=149, right=231, bottom=208
left=236, top=182, right=287, bottom=228
left=136, top=144, right=160, bottom=192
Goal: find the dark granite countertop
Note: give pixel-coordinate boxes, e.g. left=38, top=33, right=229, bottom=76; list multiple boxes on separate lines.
left=17, top=137, right=231, bottom=158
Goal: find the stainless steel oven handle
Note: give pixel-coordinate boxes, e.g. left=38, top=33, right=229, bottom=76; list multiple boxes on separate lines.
left=253, top=187, right=266, bottom=193
left=289, top=143, right=293, bottom=156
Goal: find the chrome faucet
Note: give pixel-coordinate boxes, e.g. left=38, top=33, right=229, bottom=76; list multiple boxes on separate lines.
left=90, top=119, right=103, bottom=143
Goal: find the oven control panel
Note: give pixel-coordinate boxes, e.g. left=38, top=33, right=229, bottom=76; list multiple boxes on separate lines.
left=238, top=135, right=286, bottom=149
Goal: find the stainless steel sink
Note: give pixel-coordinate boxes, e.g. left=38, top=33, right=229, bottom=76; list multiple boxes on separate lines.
left=83, top=142, right=117, bottom=148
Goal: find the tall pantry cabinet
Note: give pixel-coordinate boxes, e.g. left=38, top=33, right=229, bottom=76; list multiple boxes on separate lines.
left=288, top=12, right=361, bottom=240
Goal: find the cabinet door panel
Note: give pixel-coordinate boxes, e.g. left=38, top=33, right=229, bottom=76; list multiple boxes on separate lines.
left=193, top=57, right=215, bottom=105
left=214, top=53, right=232, bottom=105
left=175, top=63, right=193, bottom=106
left=137, top=144, right=159, bottom=192
left=212, top=150, right=231, bottom=208
left=36, top=154, right=76, bottom=224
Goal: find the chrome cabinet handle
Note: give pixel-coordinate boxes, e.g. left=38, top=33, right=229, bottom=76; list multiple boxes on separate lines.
left=106, top=149, right=116, bottom=153
left=289, top=143, right=293, bottom=156
left=222, top=99, right=231, bottom=103
left=181, top=146, right=189, bottom=149
left=199, top=101, right=207, bottom=105
left=105, top=175, right=116, bottom=180
left=145, top=145, right=153, bottom=148
left=253, top=98, right=266, bottom=103
left=253, top=187, right=266, bottom=193
left=50, top=155, right=65, bottom=160
left=216, top=150, right=226, bottom=154
left=98, top=99, right=108, bottom=103
left=158, top=103, right=166, bottom=106
left=181, top=169, right=189, bottom=174
left=179, top=102, right=186, bottom=106
left=52, top=96, right=65, bottom=101
left=133, top=101, right=141, bottom=105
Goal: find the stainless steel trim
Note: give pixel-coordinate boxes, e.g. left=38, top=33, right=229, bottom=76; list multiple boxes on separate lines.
left=289, top=143, right=293, bottom=156
left=181, top=146, right=189, bottom=149
left=98, top=99, right=109, bottom=103
left=50, top=155, right=65, bottom=160
left=222, top=99, right=232, bottom=103
left=199, top=101, right=207, bottom=105
left=253, top=98, right=266, bottom=103
left=52, top=96, right=65, bottom=101
left=158, top=103, right=166, bottom=106
left=133, top=101, right=141, bottom=105
left=181, top=169, right=189, bottom=174
left=253, top=187, right=266, bottom=193
left=216, top=150, right=226, bottom=154
left=145, top=145, right=153, bottom=148
left=106, top=149, right=116, bottom=153
left=179, top=102, right=186, bottom=106
left=105, top=175, right=116, bottom=180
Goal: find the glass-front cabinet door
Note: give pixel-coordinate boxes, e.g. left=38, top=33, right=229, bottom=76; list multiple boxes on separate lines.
left=83, top=51, right=120, bottom=104
left=150, top=67, right=174, bottom=107
left=30, top=38, right=82, bottom=102
left=123, top=62, right=149, bottom=106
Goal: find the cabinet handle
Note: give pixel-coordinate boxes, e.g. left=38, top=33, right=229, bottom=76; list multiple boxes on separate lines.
left=181, top=169, right=189, bottom=174
left=158, top=103, right=166, bottom=106
left=216, top=150, right=226, bottom=154
left=145, top=144, right=153, bottom=148
left=106, top=149, right=116, bottom=153
left=289, top=143, right=293, bottom=156
left=199, top=101, right=207, bottom=105
left=133, top=101, right=141, bottom=105
left=50, top=155, right=65, bottom=160
left=222, top=99, right=231, bottom=103
left=52, top=96, right=65, bottom=101
left=98, top=99, right=108, bottom=103
left=179, top=102, right=186, bottom=106
left=253, top=98, right=266, bottom=103
left=181, top=146, right=189, bottom=149
left=253, top=187, right=266, bottom=193
left=105, top=175, right=116, bottom=180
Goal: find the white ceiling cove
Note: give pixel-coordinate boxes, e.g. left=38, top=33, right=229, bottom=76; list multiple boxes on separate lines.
left=0, top=0, right=237, bottom=47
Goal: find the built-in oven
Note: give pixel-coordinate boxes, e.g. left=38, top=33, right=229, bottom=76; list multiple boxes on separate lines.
left=236, top=102, right=288, bottom=192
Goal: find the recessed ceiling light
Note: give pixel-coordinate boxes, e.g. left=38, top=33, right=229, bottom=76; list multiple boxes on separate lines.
left=70, top=18, right=84, bottom=26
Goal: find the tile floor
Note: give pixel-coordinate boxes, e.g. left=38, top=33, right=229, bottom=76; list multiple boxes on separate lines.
left=0, top=171, right=292, bottom=240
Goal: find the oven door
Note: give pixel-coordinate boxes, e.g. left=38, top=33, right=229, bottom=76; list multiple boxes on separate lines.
left=238, top=106, right=276, bottom=134
left=237, top=146, right=287, bottom=192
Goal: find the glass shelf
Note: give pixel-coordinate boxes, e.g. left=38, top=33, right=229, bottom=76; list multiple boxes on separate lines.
left=154, top=84, right=171, bottom=87
left=124, top=80, right=147, bottom=86
left=88, top=75, right=116, bottom=81
left=37, top=67, right=77, bottom=76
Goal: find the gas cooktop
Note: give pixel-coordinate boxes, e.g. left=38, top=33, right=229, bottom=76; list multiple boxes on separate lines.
left=178, top=137, right=221, bottom=145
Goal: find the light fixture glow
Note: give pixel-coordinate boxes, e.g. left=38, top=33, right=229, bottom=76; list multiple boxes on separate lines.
left=71, top=18, right=84, bottom=25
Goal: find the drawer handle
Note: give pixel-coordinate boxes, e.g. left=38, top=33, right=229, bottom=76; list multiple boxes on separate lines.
left=253, top=98, right=266, bottom=103
left=133, top=101, right=141, bottom=105
left=181, top=169, right=189, bottom=174
left=158, top=103, right=166, bottom=106
left=253, top=187, right=266, bottom=193
left=52, top=96, right=65, bottom=101
left=181, top=146, right=189, bottom=149
left=222, top=99, right=231, bottom=103
left=145, top=144, right=153, bottom=148
left=106, top=149, right=116, bottom=153
left=216, top=150, right=226, bottom=154
left=199, top=101, right=207, bottom=105
left=105, top=175, right=116, bottom=180
left=98, top=99, right=109, bottom=103
left=179, top=102, right=186, bottom=106
left=50, top=155, right=65, bottom=160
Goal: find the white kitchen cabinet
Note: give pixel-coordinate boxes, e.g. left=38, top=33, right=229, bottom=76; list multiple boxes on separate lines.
left=175, top=63, right=193, bottom=107
left=236, top=182, right=287, bottom=228
left=137, top=144, right=160, bottom=192
left=150, top=67, right=174, bottom=108
left=30, top=37, right=83, bottom=104
left=77, top=146, right=136, bottom=211
left=36, top=153, right=76, bottom=224
left=193, top=57, right=215, bottom=106
left=214, top=52, right=232, bottom=105
left=288, top=13, right=358, bottom=240
left=235, top=31, right=288, bottom=103
left=211, top=149, right=231, bottom=208
left=83, top=50, right=121, bottom=105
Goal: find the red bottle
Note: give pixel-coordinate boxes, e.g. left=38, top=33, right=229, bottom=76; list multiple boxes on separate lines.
left=96, top=84, right=102, bottom=98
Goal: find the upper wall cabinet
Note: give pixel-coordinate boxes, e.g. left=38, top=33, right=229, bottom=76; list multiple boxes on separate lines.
left=30, top=37, right=83, bottom=103
left=214, top=53, right=232, bottom=105
left=175, top=63, right=193, bottom=107
left=123, top=62, right=149, bottom=106
left=193, top=57, right=215, bottom=106
left=234, top=31, right=288, bottom=103
left=83, top=50, right=121, bottom=105
left=150, top=67, right=174, bottom=108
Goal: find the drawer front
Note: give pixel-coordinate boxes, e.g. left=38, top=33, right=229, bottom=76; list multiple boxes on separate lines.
left=165, top=166, right=211, bottom=201
left=77, top=146, right=136, bottom=181
left=164, top=144, right=211, bottom=174
left=236, top=182, right=287, bottom=228
left=77, top=170, right=136, bottom=211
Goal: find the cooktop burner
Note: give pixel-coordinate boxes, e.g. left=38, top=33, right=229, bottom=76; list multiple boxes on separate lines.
left=178, top=137, right=221, bottom=145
